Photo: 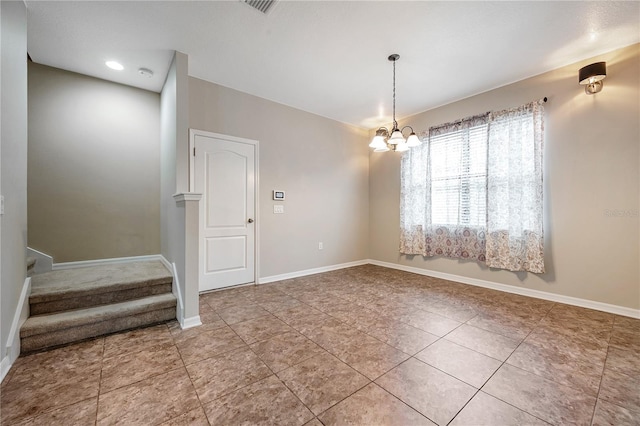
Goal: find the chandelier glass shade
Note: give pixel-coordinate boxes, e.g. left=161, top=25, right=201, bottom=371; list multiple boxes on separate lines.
left=369, top=54, right=421, bottom=153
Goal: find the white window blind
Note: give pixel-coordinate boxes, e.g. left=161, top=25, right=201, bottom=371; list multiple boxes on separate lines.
left=429, top=123, right=488, bottom=227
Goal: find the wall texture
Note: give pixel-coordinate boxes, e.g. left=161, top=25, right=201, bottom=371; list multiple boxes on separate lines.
left=1, top=0, right=28, bottom=371
left=370, top=43, right=640, bottom=310
left=28, top=63, right=161, bottom=262
left=189, top=78, right=370, bottom=278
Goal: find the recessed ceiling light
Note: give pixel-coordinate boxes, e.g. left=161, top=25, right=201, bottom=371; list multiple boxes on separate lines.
left=105, top=61, right=124, bottom=71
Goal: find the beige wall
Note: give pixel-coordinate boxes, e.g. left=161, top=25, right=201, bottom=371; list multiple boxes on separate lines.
left=370, top=43, right=640, bottom=310
left=28, top=63, right=161, bottom=262
left=189, top=78, right=370, bottom=278
left=1, top=0, right=28, bottom=366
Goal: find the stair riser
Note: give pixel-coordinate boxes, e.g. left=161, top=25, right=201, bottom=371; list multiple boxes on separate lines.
left=30, top=283, right=173, bottom=315
left=21, top=307, right=176, bottom=353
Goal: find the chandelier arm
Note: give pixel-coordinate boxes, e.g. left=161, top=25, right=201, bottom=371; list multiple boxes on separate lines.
left=400, top=125, right=415, bottom=135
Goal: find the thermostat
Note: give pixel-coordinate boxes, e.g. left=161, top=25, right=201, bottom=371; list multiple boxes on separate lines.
left=273, top=190, right=285, bottom=200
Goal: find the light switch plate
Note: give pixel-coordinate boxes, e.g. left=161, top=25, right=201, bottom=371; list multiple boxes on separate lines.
left=274, top=205, right=284, bottom=214
left=0, top=195, right=4, bottom=215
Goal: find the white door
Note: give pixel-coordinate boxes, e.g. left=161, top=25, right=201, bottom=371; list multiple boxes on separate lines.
left=194, top=132, right=256, bottom=291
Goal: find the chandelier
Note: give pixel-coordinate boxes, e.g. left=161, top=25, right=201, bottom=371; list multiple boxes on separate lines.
left=369, top=54, right=421, bottom=152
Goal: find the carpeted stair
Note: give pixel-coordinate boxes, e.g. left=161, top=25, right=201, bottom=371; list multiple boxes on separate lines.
left=21, top=260, right=176, bottom=352
left=27, top=257, right=36, bottom=277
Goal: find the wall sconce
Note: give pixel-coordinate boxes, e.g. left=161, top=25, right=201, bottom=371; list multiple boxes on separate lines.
left=578, top=62, right=606, bottom=95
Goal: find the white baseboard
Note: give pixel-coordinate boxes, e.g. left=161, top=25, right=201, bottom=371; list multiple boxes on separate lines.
left=159, top=257, right=186, bottom=328
left=181, top=316, right=202, bottom=329
left=52, top=254, right=164, bottom=270
left=2, top=277, right=31, bottom=383
left=368, top=259, right=640, bottom=319
left=1, top=353, right=15, bottom=384
left=160, top=256, right=201, bottom=330
left=27, top=247, right=53, bottom=274
left=259, top=260, right=369, bottom=284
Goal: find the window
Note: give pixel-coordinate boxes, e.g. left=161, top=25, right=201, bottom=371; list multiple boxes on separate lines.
left=400, top=100, right=545, bottom=273
left=429, top=119, right=488, bottom=227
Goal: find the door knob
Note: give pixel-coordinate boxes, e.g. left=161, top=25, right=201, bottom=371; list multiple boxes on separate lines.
left=247, top=218, right=254, bottom=223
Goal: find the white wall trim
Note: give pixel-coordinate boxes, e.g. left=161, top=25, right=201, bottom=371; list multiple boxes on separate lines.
left=181, top=316, right=202, bottom=329
left=2, top=277, right=31, bottom=383
left=368, top=259, right=640, bottom=319
left=52, top=254, right=165, bottom=270
left=162, top=258, right=185, bottom=327
left=27, top=247, right=53, bottom=274
left=173, top=193, right=202, bottom=203
left=259, top=260, right=369, bottom=284
left=160, top=257, right=200, bottom=329
left=0, top=356, right=12, bottom=384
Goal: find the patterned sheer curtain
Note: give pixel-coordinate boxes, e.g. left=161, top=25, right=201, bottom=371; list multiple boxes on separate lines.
left=486, top=101, right=545, bottom=273
left=400, top=100, right=545, bottom=273
left=400, top=113, right=490, bottom=261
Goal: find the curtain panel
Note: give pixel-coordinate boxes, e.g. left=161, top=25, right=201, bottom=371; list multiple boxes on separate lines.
left=485, top=101, right=545, bottom=273
left=399, top=100, right=545, bottom=273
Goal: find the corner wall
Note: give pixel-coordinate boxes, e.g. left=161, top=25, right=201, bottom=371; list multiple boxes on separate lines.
left=1, top=0, right=28, bottom=375
left=188, top=78, right=370, bottom=279
left=161, top=52, right=197, bottom=324
left=369, top=43, right=640, bottom=310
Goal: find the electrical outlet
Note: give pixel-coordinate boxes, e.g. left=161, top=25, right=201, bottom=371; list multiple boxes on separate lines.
left=274, top=205, right=284, bottom=214
left=318, top=242, right=323, bottom=250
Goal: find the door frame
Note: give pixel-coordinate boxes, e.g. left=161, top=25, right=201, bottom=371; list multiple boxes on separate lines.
left=189, top=128, right=260, bottom=289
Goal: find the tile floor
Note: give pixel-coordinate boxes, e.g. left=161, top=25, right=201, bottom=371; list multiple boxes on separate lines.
left=1, top=265, right=639, bottom=425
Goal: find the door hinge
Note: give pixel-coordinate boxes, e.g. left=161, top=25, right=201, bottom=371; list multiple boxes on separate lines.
left=193, top=147, right=196, bottom=156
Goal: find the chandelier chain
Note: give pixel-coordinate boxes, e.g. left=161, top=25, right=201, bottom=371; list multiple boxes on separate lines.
left=392, top=59, right=397, bottom=128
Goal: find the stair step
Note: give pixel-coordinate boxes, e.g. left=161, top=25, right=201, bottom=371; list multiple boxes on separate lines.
left=20, top=293, right=176, bottom=352
left=27, top=257, right=36, bottom=277
left=29, top=260, right=172, bottom=315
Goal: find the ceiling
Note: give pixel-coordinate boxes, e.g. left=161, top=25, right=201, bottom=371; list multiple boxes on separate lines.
left=25, top=1, right=640, bottom=129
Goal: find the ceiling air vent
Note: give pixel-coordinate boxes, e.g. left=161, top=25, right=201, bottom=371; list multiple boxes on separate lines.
left=243, top=0, right=277, bottom=14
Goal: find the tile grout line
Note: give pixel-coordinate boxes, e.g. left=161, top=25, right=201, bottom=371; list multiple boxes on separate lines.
left=94, top=336, right=106, bottom=425
left=98, top=324, right=201, bottom=425
left=222, top=313, right=320, bottom=423
left=252, top=287, right=395, bottom=422
left=442, top=303, right=555, bottom=425
left=153, top=321, right=210, bottom=425
left=369, top=356, right=442, bottom=425
left=411, top=321, right=482, bottom=426
left=2, top=339, right=107, bottom=425
left=588, top=314, right=616, bottom=426
left=448, top=303, right=558, bottom=425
